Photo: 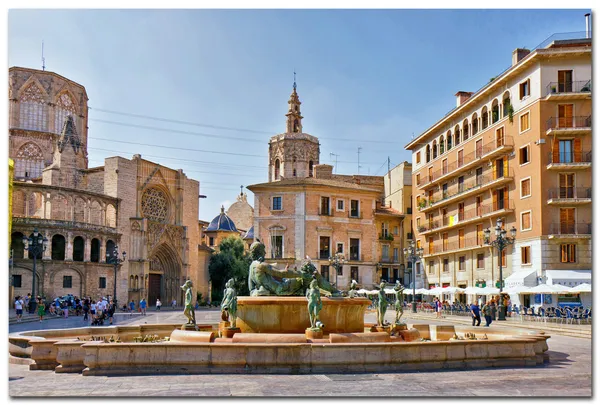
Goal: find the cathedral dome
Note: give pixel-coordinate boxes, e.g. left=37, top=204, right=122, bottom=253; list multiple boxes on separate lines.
left=206, top=206, right=238, bottom=232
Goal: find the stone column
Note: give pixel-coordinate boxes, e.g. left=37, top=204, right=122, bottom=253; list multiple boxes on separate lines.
left=65, top=232, right=74, bottom=261
left=100, top=237, right=107, bottom=263
left=83, top=236, right=91, bottom=262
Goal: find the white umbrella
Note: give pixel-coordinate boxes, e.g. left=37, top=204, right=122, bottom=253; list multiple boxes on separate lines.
left=504, top=285, right=531, bottom=294
left=440, top=286, right=465, bottom=294
left=523, top=284, right=563, bottom=294
left=480, top=286, right=500, bottom=295
left=549, top=284, right=572, bottom=293
left=422, top=288, right=441, bottom=295
left=569, top=283, right=591, bottom=293
left=384, top=288, right=396, bottom=294
left=463, top=286, right=483, bottom=294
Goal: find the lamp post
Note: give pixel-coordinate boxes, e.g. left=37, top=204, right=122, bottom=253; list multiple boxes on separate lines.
left=484, top=218, right=517, bottom=321
left=106, top=246, right=127, bottom=309
left=329, top=252, right=345, bottom=288
left=22, top=228, right=48, bottom=314
left=403, top=240, right=424, bottom=313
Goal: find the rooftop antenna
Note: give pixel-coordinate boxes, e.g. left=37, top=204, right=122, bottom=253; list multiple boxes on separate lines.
left=329, top=152, right=339, bottom=174
left=357, top=147, right=363, bottom=174
left=41, top=41, right=46, bottom=71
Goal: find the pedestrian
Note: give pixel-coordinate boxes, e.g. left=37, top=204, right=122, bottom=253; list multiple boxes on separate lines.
left=37, top=297, right=45, bottom=322
left=482, top=301, right=493, bottom=327
left=83, top=298, right=89, bottom=321
left=129, top=300, right=135, bottom=315
left=434, top=297, right=442, bottom=318
left=491, top=298, right=497, bottom=321
left=172, top=299, right=177, bottom=309
left=63, top=302, right=69, bottom=318
left=470, top=302, right=481, bottom=326
left=156, top=298, right=162, bottom=311
left=108, top=300, right=116, bottom=325
left=90, top=300, right=97, bottom=322
left=14, top=296, right=24, bottom=322
left=140, top=298, right=147, bottom=315
left=25, top=293, right=31, bottom=313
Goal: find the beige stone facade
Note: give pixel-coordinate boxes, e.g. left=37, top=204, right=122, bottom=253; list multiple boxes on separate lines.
left=405, top=35, right=592, bottom=304
left=226, top=192, right=254, bottom=232
left=9, top=66, right=208, bottom=305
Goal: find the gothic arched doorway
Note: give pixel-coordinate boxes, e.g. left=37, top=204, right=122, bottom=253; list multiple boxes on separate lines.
left=148, top=243, right=183, bottom=307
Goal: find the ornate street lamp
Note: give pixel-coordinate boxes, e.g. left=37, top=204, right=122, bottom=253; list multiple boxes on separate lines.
left=484, top=218, right=517, bottom=321
left=106, top=246, right=127, bottom=309
left=22, top=228, right=48, bottom=314
left=329, top=252, right=345, bottom=288
left=403, top=240, right=424, bottom=313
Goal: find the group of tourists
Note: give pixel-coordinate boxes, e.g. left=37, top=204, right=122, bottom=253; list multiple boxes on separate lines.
left=469, top=295, right=510, bottom=327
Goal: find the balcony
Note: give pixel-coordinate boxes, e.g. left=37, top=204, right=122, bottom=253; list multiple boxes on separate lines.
left=419, top=200, right=514, bottom=236
left=12, top=217, right=119, bottom=235
left=424, top=237, right=485, bottom=258
left=546, top=116, right=591, bottom=136
left=545, top=80, right=592, bottom=100
left=547, top=188, right=592, bottom=205
left=421, top=136, right=513, bottom=189
left=378, top=233, right=395, bottom=242
left=419, top=169, right=513, bottom=213
left=548, top=222, right=591, bottom=238
left=547, top=151, right=592, bottom=170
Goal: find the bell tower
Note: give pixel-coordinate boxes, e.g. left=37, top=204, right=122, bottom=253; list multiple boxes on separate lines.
left=268, top=77, right=320, bottom=182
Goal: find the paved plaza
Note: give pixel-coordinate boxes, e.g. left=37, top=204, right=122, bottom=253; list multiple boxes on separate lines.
left=8, top=309, right=592, bottom=397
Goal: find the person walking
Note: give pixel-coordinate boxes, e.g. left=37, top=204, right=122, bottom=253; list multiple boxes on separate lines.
left=37, top=297, right=45, bottom=322
left=470, top=302, right=481, bottom=326
left=434, top=297, right=442, bottom=319
left=156, top=298, right=162, bottom=311
left=108, top=300, right=116, bottom=325
left=83, top=298, right=89, bottom=321
left=139, top=298, right=147, bottom=315
left=490, top=297, right=497, bottom=321
left=172, top=299, right=177, bottom=310
left=14, top=296, right=24, bottom=322
left=129, top=300, right=135, bottom=315
left=90, top=300, right=97, bottom=322
left=482, top=301, right=493, bottom=327
left=63, top=302, right=69, bottom=319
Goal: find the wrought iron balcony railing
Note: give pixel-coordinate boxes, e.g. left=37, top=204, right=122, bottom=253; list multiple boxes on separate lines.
left=546, top=116, right=591, bottom=131
left=548, top=187, right=592, bottom=200
left=547, top=151, right=592, bottom=165
left=549, top=222, right=592, bottom=235
left=546, top=80, right=592, bottom=96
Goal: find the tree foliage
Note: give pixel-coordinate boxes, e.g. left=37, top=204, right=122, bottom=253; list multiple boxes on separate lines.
left=209, top=236, right=251, bottom=302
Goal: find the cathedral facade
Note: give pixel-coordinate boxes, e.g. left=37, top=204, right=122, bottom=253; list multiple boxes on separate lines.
left=9, top=67, right=208, bottom=306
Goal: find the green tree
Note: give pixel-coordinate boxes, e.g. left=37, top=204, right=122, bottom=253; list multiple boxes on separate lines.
left=209, top=236, right=251, bottom=302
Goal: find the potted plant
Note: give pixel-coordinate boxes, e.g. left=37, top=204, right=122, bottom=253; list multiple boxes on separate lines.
left=507, top=103, right=515, bottom=123
left=551, top=86, right=557, bottom=93
left=418, top=199, right=427, bottom=210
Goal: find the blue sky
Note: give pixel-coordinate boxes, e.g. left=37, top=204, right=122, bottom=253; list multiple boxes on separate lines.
left=8, top=9, right=590, bottom=222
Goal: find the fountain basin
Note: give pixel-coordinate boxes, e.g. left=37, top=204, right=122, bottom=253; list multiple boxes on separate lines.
left=236, top=296, right=371, bottom=333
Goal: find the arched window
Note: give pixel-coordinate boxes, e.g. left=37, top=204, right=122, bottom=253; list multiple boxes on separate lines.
left=130, top=275, right=134, bottom=289
left=472, top=113, right=479, bottom=135
left=462, top=119, right=469, bottom=142
left=492, top=99, right=500, bottom=123
left=14, top=142, right=44, bottom=179
left=425, top=145, right=431, bottom=162
left=432, top=140, right=438, bottom=159
left=51, top=234, right=66, bottom=261
left=90, top=238, right=100, bottom=262
left=309, top=160, right=314, bottom=177
left=73, top=236, right=84, bottom=261
left=18, top=83, right=48, bottom=131
left=439, top=136, right=445, bottom=154
left=502, top=91, right=511, bottom=118
left=293, top=119, right=299, bottom=132
left=135, top=275, right=139, bottom=289
left=446, top=130, right=452, bottom=150
left=274, top=159, right=281, bottom=180
left=293, top=169, right=297, bottom=177
left=482, top=106, right=489, bottom=129
left=54, top=92, right=78, bottom=134
left=11, top=232, right=25, bottom=259
left=106, top=240, right=116, bottom=258
left=454, top=125, right=460, bottom=146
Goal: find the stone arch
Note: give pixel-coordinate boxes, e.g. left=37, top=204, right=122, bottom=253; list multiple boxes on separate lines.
left=502, top=90, right=511, bottom=118
left=48, top=266, right=85, bottom=297
left=89, top=200, right=103, bottom=225
left=18, top=80, right=48, bottom=132
left=454, top=125, right=460, bottom=146
left=11, top=232, right=25, bottom=259
left=446, top=130, right=452, bottom=150
left=14, top=142, right=45, bottom=179
left=73, top=236, right=84, bottom=262
left=90, top=238, right=100, bottom=262
left=439, top=135, right=445, bottom=154
left=148, top=242, right=184, bottom=306
left=481, top=105, right=489, bottom=129
left=106, top=204, right=117, bottom=228
left=462, top=118, right=469, bottom=142
left=106, top=239, right=116, bottom=257
left=432, top=140, right=437, bottom=159
left=274, top=159, right=281, bottom=180
left=51, top=193, right=69, bottom=221
left=492, top=99, right=500, bottom=123
left=73, top=196, right=86, bottom=222
left=129, top=275, right=135, bottom=289
left=51, top=234, right=66, bottom=261
left=425, top=144, right=431, bottom=162
left=472, top=112, right=479, bottom=135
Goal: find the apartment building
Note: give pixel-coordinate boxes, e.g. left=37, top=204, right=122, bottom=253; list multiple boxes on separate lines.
left=405, top=32, right=591, bottom=305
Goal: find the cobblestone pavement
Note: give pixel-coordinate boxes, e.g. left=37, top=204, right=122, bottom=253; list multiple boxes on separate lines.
left=9, top=310, right=592, bottom=397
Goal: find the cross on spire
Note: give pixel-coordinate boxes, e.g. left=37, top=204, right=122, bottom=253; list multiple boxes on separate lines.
left=240, top=185, right=244, bottom=196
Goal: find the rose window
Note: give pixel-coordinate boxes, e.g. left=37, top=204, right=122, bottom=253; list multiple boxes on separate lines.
left=141, top=187, right=168, bottom=222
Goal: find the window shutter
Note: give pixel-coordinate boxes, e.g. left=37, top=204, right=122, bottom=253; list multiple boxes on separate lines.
left=574, top=138, right=582, bottom=162
left=553, top=139, right=560, bottom=163
left=503, top=156, right=508, bottom=176
left=571, top=244, right=576, bottom=262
